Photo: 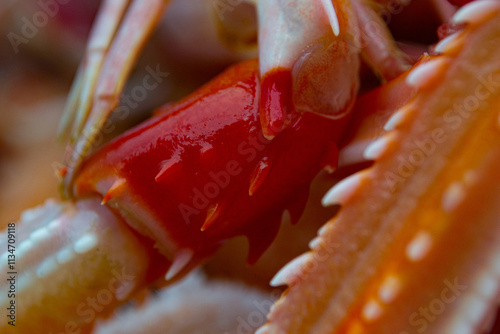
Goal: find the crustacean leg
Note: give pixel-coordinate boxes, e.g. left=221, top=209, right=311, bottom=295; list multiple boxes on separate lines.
left=59, top=0, right=170, bottom=196
left=0, top=198, right=166, bottom=334
left=259, top=1, right=500, bottom=333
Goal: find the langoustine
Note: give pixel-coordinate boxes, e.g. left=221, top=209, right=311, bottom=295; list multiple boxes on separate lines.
left=262, top=2, right=500, bottom=332
left=1, top=0, right=500, bottom=333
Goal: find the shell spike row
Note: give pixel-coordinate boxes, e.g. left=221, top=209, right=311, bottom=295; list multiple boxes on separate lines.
left=264, top=12, right=500, bottom=332
left=165, top=249, right=194, bottom=281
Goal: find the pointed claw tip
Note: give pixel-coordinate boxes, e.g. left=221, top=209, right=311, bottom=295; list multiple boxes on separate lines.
left=260, top=115, right=284, bottom=141
left=200, top=222, right=211, bottom=232
left=201, top=203, right=222, bottom=231
left=260, top=68, right=293, bottom=139
left=262, top=131, right=276, bottom=141
left=155, top=156, right=182, bottom=183
left=101, top=179, right=126, bottom=205
left=249, top=158, right=271, bottom=196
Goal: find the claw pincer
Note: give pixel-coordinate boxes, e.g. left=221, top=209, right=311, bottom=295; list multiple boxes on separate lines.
left=74, top=59, right=349, bottom=276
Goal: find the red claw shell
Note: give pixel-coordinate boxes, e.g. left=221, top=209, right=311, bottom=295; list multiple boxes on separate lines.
left=74, top=59, right=350, bottom=272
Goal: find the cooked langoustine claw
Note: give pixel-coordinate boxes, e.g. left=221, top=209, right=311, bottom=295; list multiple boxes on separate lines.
left=259, top=1, right=500, bottom=333
left=73, top=58, right=348, bottom=269
left=58, top=0, right=408, bottom=193
left=0, top=57, right=347, bottom=333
